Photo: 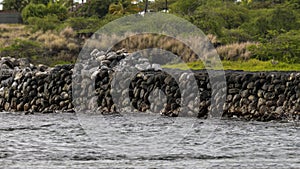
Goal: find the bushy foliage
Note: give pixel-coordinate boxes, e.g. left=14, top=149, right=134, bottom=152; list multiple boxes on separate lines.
left=2, top=0, right=30, bottom=12
left=27, top=15, right=61, bottom=32
left=221, top=29, right=253, bottom=44
left=170, top=0, right=204, bottom=15
left=21, top=3, right=47, bottom=23
left=285, top=0, right=300, bottom=9
left=65, top=16, right=102, bottom=34
left=30, top=0, right=51, bottom=5
left=249, top=30, right=300, bottom=63
left=268, top=7, right=298, bottom=32
left=212, top=3, right=249, bottom=29
left=46, top=2, right=68, bottom=21
left=2, top=0, right=300, bottom=66
left=148, top=0, right=177, bottom=12
left=189, top=2, right=249, bottom=37
left=189, top=8, right=223, bottom=37
left=74, top=0, right=118, bottom=17
left=21, top=2, right=67, bottom=23
left=241, top=7, right=299, bottom=39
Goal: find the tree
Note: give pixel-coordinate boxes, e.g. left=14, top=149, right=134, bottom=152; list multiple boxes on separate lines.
left=30, top=0, right=51, bottom=5
left=109, top=1, right=125, bottom=15
left=170, top=0, right=204, bottom=15
left=21, top=1, right=68, bottom=23
left=109, top=0, right=140, bottom=15
left=268, top=7, right=298, bottom=32
left=3, top=0, right=30, bottom=12
left=21, top=3, right=47, bottom=22
left=75, top=0, right=118, bottom=17
left=189, top=7, right=223, bottom=36
left=46, top=1, right=68, bottom=20
left=286, top=0, right=300, bottom=9
left=250, top=30, right=300, bottom=63
left=144, top=0, right=149, bottom=12
left=149, top=0, right=177, bottom=12
left=241, top=0, right=253, bottom=6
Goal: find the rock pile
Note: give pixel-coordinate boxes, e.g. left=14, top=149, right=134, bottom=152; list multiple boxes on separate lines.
left=75, top=49, right=204, bottom=117
left=0, top=51, right=299, bottom=121
left=0, top=57, right=73, bottom=113
left=223, top=71, right=300, bottom=121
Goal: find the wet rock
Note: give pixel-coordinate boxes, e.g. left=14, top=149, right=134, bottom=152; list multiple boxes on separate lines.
left=257, top=90, right=264, bottom=98
left=18, top=58, right=30, bottom=68
left=247, top=82, right=254, bottom=89
left=248, top=95, right=257, bottom=102
left=0, top=54, right=299, bottom=122
left=4, top=102, right=10, bottom=111
left=17, top=102, right=24, bottom=111
left=229, top=88, right=239, bottom=94
left=275, top=107, right=284, bottom=115
left=241, top=90, right=249, bottom=98
left=258, top=98, right=266, bottom=107
left=24, top=103, right=30, bottom=111
left=232, top=94, right=241, bottom=102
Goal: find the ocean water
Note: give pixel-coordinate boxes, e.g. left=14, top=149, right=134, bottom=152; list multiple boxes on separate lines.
left=0, top=112, right=299, bottom=169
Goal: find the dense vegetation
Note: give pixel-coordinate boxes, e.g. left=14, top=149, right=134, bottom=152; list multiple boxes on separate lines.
left=0, top=0, right=299, bottom=68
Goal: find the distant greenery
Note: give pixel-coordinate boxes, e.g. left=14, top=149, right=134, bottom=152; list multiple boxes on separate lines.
left=0, top=0, right=300, bottom=67
left=21, top=2, right=68, bottom=23
left=249, top=30, right=300, bottom=63
left=27, top=15, right=61, bottom=32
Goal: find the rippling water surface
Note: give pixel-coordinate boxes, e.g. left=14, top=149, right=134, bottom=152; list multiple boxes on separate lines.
left=0, top=112, right=299, bottom=169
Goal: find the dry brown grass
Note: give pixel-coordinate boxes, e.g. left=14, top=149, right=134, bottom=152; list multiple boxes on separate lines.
left=0, top=24, right=255, bottom=65
left=60, top=27, right=76, bottom=39
left=107, top=33, right=240, bottom=62
left=216, top=42, right=256, bottom=61
left=0, top=24, right=80, bottom=66
left=36, top=28, right=78, bottom=51
left=0, top=24, right=29, bottom=48
left=207, top=34, right=218, bottom=45
left=109, top=33, right=199, bottom=62
left=107, top=33, right=255, bottom=62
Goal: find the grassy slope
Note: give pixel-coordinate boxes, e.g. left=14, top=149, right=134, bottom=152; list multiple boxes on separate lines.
left=163, top=59, right=300, bottom=71
left=1, top=25, right=299, bottom=71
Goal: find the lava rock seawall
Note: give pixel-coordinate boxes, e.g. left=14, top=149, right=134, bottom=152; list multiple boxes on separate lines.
left=0, top=53, right=299, bottom=122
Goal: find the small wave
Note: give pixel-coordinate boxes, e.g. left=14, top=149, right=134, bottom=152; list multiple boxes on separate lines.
left=0, top=152, right=14, bottom=159
left=0, top=126, right=40, bottom=131
left=96, top=153, right=235, bottom=161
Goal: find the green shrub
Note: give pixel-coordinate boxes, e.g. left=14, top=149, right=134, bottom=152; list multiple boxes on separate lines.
left=240, top=7, right=299, bottom=39
left=2, top=0, right=30, bottom=12
left=21, top=3, right=47, bottom=23
left=27, top=15, right=61, bottom=32
left=216, top=4, right=249, bottom=29
left=30, top=0, right=51, bottom=5
left=221, top=29, right=253, bottom=44
left=269, top=7, right=298, bottom=32
left=189, top=8, right=223, bottom=37
left=46, top=2, right=68, bottom=21
left=22, top=2, right=68, bottom=23
left=170, top=0, right=204, bottom=15
left=285, top=0, right=300, bottom=9
left=249, top=30, right=300, bottom=63
left=66, top=16, right=103, bottom=34
left=74, top=0, right=116, bottom=17
left=190, top=3, right=249, bottom=37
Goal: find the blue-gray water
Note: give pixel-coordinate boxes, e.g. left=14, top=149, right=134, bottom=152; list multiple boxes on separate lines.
left=0, top=112, right=299, bottom=169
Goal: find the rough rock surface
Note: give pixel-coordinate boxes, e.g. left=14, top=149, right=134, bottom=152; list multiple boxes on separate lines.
left=0, top=51, right=299, bottom=122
